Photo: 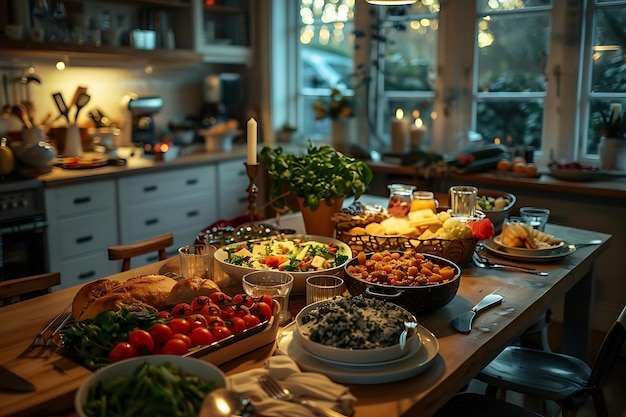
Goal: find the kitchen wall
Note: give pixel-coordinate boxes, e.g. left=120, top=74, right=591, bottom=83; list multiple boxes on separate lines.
left=0, top=62, right=237, bottom=145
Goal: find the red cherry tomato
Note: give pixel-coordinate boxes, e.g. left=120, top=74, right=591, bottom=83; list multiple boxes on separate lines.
left=190, top=327, right=214, bottom=346
left=158, top=311, right=173, bottom=320
left=210, top=292, right=232, bottom=306
left=242, top=314, right=261, bottom=328
left=229, top=317, right=247, bottom=334
left=162, top=338, right=188, bottom=355
left=253, top=301, right=273, bottom=321
left=168, top=317, right=192, bottom=335
left=108, top=342, right=137, bottom=363
left=187, top=314, right=208, bottom=330
left=149, top=323, right=173, bottom=344
left=191, top=295, right=212, bottom=311
left=257, top=295, right=274, bottom=310
left=206, top=316, right=227, bottom=329
left=211, top=326, right=233, bottom=341
left=171, top=303, right=194, bottom=317
left=128, top=329, right=155, bottom=354
left=200, top=303, right=222, bottom=317
left=172, top=333, right=193, bottom=349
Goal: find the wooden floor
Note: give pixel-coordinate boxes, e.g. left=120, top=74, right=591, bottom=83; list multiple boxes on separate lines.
left=465, top=322, right=626, bottom=417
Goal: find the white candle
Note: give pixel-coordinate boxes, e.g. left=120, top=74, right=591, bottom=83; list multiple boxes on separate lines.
left=247, top=117, right=257, bottom=164
left=390, top=109, right=409, bottom=153
left=410, top=118, right=427, bottom=149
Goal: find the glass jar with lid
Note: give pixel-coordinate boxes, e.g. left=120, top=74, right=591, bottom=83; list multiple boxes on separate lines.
left=410, top=191, right=438, bottom=213
left=387, top=184, right=415, bottom=217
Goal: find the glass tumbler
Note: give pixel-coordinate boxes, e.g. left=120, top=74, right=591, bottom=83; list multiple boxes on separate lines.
left=449, top=185, right=478, bottom=217
left=242, top=270, right=294, bottom=325
left=305, top=275, right=344, bottom=305
left=519, top=207, right=550, bottom=231
left=178, top=244, right=213, bottom=280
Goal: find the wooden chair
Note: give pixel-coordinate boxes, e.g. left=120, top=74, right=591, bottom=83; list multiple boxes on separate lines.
left=432, top=392, right=543, bottom=417
left=477, top=305, right=626, bottom=417
left=0, top=272, right=61, bottom=307
left=108, top=233, right=174, bottom=272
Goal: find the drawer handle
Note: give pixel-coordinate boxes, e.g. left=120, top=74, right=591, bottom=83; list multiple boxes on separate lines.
left=145, top=218, right=159, bottom=226
left=186, top=178, right=199, bottom=185
left=143, top=185, right=158, bottom=193
left=78, top=271, right=96, bottom=280
left=73, top=196, right=92, bottom=205
left=76, top=235, right=93, bottom=244
left=187, top=210, right=199, bottom=218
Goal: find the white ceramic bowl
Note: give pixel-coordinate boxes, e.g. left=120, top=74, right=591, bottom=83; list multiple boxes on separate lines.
left=295, top=296, right=419, bottom=364
left=75, top=355, right=227, bottom=417
left=214, top=234, right=353, bottom=294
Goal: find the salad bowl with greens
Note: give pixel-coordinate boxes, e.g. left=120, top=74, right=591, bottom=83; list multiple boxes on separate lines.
left=214, top=234, right=352, bottom=294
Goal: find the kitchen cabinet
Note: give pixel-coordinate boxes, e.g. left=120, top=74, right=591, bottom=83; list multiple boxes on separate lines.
left=117, top=164, right=218, bottom=268
left=216, top=158, right=250, bottom=219
left=0, top=0, right=254, bottom=65
left=45, top=180, right=119, bottom=289
left=190, top=0, right=252, bottom=64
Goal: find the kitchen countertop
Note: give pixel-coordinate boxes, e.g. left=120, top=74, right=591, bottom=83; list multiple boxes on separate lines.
left=367, top=161, right=626, bottom=200
left=33, top=147, right=249, bottom=188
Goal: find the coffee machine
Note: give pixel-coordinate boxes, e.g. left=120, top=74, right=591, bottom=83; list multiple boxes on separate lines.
left=200, top=73, right=241, bottom=128
left=128, top=96, right=163, bottom=146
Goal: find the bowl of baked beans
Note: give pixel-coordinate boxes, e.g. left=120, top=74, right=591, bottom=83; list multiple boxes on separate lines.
left=344, top=250, right=461, bottom=315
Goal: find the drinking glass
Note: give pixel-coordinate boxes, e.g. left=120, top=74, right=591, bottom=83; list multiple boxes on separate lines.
left=178, top=244, right=213, bottom=280
left=410, top=190, right=438, bottom=213
left=519, top=207, right=550, bottom=231
left=449, top=185, right=478, bottom=217
left=305, top=275, right=344, bottom=305
left=242, top=270, right=294, bottom=325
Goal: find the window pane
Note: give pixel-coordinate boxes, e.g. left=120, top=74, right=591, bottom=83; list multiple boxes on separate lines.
left=480, top=0, right=551, bottom=12
left=477, top=13, right=550, bottom=93
left=590, top=6, right=626, bottom=93
left=476, top=100, right=545, bottom=149
left=585, top=100, right=626, bottom=155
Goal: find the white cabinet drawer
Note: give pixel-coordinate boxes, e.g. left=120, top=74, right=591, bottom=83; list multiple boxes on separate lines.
left=122, top=195, right=212, bottom=243
left=57, top=251, right=119, bottom=290
left=58, top=212, right=118, bottom=258
left=217, top=159, right=249, bottom=219
left=119, top=165, right=216, bottom=205
left=52, top=181, right=116, bottom=217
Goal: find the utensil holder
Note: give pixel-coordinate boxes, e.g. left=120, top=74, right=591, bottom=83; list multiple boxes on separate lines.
left=63, top=124, right=83, bottom=157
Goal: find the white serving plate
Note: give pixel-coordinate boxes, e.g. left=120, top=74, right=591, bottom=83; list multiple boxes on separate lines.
left=484, top=238, right=576, bottom=262
left=276, top=322, right=439, bottom=384
left=214, top=234, right=352, bottom=294
left=295, top=297, right=419, bottom=364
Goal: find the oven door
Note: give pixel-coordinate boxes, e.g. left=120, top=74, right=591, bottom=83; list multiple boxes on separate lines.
left=0, top=215, right=48, bottom=281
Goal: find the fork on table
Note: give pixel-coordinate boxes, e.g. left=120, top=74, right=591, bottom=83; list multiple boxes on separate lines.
left=258, top=374, right=348, bottom=417
left=19, top=303, right=72, bottom=358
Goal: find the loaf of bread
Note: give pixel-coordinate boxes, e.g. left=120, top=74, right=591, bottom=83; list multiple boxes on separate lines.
left=72, top=274, right=177, bottom=321
left=165, top=276, right=221, bottom=306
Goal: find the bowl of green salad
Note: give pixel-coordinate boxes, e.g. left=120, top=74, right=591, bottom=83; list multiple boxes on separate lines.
left=476, top=189, right=516, bottom=233
left=75, top=355, right=227, bottom=417
left=214, top=234, right=353, bottom=294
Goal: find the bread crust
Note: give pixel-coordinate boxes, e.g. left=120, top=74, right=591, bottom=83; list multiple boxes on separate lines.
left=72, top=274, right=177, bottom=321
left=165, top=276, right=221, bottom=306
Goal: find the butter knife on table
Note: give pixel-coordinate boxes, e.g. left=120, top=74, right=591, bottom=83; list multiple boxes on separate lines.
left=451, top=294, right=503, bottom=333
left=0, top=365, right=36, bottom=392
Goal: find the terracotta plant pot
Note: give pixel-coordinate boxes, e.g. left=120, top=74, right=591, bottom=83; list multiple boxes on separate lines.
left=297, top=196, right=344, bottom=237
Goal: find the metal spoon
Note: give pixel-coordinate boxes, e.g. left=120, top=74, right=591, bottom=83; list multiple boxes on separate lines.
left=572, top=239, right=602, bottom=248
left=399, top=321, right=417, bottom=351
left=74, top=93, right=91, bottom=123
left=200, top=388, right=255, bottom=417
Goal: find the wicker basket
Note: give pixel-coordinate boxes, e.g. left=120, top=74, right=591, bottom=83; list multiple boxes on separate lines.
left=335, top=229, right=478, bottom=266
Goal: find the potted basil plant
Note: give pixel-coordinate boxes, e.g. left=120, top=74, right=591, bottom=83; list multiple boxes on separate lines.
left=260, top=143, right=373, bottom=236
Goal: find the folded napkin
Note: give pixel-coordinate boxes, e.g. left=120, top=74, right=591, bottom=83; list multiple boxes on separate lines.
left=227, top=355, right=356, bottom=417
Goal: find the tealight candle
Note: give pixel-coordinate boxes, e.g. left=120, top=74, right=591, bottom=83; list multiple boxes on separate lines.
left=390, top=109, right=409, bottom=153
left=247, top=117, right=257, bottom=164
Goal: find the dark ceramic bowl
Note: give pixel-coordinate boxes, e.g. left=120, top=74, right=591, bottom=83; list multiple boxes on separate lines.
left=343, top=252, right=461, bottom=315
left=477, top=189, right=516, bottom=233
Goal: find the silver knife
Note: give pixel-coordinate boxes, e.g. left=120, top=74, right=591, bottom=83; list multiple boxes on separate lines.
left=451, top=294, right=503, bottom=333
left=0, top=366, right=36, bottom=392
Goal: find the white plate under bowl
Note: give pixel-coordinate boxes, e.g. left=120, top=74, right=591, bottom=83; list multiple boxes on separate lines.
left=214, top=234, right=352, bottom=294
left=276, top=322, right=439, bottom=384
left=75, top=355, right=228, bottom=417
left=295, top=297, right=419, bottom=364
left=484, top=238, right=576, bottom=262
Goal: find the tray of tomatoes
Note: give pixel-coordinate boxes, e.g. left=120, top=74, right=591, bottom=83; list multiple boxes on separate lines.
left=59, top=292, right=280, bottom=370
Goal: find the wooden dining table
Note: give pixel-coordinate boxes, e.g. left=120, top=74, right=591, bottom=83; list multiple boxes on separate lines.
left=0, top=223, right=611, bottom=417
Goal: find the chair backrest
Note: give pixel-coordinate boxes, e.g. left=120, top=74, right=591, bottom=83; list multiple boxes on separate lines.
left=588, top=305, right=626, bottom=389
left=0, top=272, right=61, bottom=306
left=108, top=233, right=174, bottom=272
